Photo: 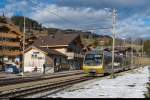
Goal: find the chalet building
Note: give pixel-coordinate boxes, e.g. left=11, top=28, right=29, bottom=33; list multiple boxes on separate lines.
left=25, top=28, right=48, bottom=47
left=0, top=16, right=22, bottom=69
left=33, top=33, right=84, bottom=70
left=97, top=35, right=112, bottom=46
left=80, top=45, right=95, bottom=55
left=24, top=46, right=67, bottom=73
left=25, top=35, right=37, bottom=47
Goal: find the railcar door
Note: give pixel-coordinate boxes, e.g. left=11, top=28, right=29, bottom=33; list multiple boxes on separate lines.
left=103, top=52, right=112, bottom=74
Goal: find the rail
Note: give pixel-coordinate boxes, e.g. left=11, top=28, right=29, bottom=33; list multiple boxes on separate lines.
left=0, top=74, right=92, bottom=98
left=0, top=70, right=83, bottom=87
left=0, top=65, right=144, bottom=98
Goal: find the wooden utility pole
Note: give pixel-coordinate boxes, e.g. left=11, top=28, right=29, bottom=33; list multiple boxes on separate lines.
left=131, top=38, right=134, bottom=71
left=142, top=40, right=144, bottom=57
left=111, top=8, right=116, bottom=78
left=21, top=16, right=26, bottom=75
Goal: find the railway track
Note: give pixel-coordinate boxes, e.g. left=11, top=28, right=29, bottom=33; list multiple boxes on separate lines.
left=0, top=65, right=144, bottom=98
left=0, top=70, right=83, bottom=86
left=0, top=74, right=93, bottom=98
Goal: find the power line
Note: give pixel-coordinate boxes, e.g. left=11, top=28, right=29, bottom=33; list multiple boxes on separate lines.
left=75, top=18, right=111, bottom=26
left=47, top=10, right=112, bottom=31
left=77, top=27, right=112, bottom=31
left=47, top=10, right=77, bottom=26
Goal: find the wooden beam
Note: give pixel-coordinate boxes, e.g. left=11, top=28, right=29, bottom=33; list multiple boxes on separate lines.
left=0, top=33, right=19, bottom=38
left=0, top=50, right=21, bottom=56
left=0, top=41, right=20, bottom=47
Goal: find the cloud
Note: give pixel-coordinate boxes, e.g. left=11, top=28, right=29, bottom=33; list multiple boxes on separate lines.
left=55, top=0, right=149, bottom=9
left=0, top=0, right=150, bottom=39
left=0, top=0, right=30, bottom=17
left=116, top=15, right=150, bottom=38
left=31, top=4, right=112, bottom=29
left=55, top=0, right=150, bottom=19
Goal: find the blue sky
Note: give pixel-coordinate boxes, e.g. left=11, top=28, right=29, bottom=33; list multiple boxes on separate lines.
left=0, top=0, right=150, bottom=39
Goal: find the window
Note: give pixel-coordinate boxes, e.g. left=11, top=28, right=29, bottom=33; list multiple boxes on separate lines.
left=84, top=54, right=103, bottom=66
left=31, top=54, right=37, bottom=58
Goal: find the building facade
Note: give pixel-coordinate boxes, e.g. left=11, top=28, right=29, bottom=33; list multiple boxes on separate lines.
left=33, top=33, right=84, bottom=70
left=24, top=46, right=67, bottom=73
left=0, top=16, right=22, bottom=69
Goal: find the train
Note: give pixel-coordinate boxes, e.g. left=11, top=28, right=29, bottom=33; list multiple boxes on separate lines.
left=82, top=48, right=131, bottom=76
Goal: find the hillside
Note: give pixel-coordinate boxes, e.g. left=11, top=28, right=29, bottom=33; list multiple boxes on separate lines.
left=9, top=16, right=150, bottom=56
left=11, top=16, right=43, bottom=31
left=11, top=16, right=100, bottom=36
left=10, top=16, right=104, bottom=46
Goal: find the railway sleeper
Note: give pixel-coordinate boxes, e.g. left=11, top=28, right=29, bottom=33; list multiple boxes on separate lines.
left=0, top=76, right=91, bottom=98
left=0, top=72, right=83, bottom=87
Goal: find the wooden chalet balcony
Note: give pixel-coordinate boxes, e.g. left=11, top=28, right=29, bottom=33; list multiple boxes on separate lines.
left=0, top=50, right=21, bottom=56
left=0, top=23, right=22, bottom=35
left=0, top=33, right=19, bottom=38
left=0, top=41, right=20, bottom=47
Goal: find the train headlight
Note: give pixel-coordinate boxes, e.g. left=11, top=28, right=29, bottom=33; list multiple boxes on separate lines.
left=99, top=65, right=103, bottom=68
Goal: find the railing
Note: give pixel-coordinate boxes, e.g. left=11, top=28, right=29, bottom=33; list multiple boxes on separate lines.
left=0, top=33, right=18, bottom=38
left=0, top=50, right=21, bottom=56
left=0, top=41, right=20, bottom=47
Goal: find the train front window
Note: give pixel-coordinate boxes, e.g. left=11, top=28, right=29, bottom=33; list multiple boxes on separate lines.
left=84, top=54, right=102, bottom=66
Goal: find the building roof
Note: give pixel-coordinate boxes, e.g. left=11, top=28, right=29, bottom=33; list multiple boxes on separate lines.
left=33, top=33, right=80, bottom=47
left=25, top=46, right=67, bottom=57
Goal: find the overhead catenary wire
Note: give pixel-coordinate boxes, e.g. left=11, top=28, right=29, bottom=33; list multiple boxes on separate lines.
left=46, top=9, right=112, bottom=31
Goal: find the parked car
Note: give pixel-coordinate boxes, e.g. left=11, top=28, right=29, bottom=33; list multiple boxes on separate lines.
left=5, top=64, right=19, bottom=74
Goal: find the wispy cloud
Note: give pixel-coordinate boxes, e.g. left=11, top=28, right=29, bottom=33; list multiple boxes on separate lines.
left=0, top=0, right=150, bottom=39
left=31, top=4, right=112, bottom=29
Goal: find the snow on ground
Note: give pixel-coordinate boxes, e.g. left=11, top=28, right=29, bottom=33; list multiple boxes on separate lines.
left=48, top=66, right=150, bottom=98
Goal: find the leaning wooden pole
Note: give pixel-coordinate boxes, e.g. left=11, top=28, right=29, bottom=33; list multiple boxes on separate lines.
left=21, top=16, right=26, bottom=75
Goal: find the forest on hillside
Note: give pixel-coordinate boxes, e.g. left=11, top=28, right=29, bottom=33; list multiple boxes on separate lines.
left=144, top=40, right=150, bottom=57
left=10, top=16, right=150, bottom=56
left=11, top=16, right=43, bottom=32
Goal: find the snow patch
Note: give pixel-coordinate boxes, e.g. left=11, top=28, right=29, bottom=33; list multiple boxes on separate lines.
left=49, top=66, right=150, bottom=98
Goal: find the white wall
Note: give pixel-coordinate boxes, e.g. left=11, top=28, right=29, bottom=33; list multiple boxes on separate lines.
left=24, top=48, right=46, bottom=73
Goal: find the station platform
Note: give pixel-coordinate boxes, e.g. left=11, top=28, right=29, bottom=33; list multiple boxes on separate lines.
left=0, top=70, right=83, bottom=79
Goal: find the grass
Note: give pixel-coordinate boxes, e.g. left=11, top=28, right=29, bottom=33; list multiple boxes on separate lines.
left=109, top=73, right=116, bottom=79
left=144, top=82, right=150, bottom=98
